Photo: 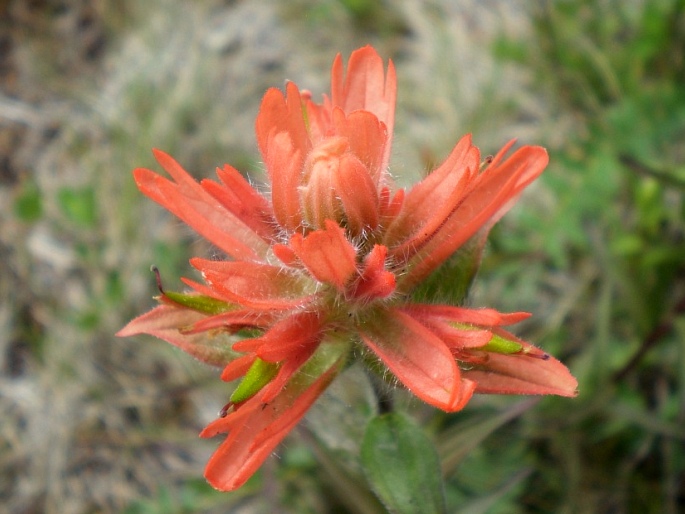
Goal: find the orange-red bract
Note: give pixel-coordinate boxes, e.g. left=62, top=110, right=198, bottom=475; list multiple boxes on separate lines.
left=118, top=45, right=577, bottom=491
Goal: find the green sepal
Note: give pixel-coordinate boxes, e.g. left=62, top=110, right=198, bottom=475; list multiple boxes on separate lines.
left=449, top=322, right=524, bottom=355
left=229, top=357, right=280, bottom=404
left=161, top=291, right=234, bottom=315
left=481, top=333, right=524, bottom=355
left=410, top=229, right=487, bottom=305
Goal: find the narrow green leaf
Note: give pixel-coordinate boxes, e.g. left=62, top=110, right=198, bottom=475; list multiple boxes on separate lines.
left=480, top=333, right=523, bottom=355
left=162, top=290, right=233, bottom=315
left=361, top=413, right=446, bottom=514
left=230, top=357, right=280, bottom=404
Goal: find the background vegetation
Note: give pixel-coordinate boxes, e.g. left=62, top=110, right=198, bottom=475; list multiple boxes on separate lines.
left=1, top=0, right=683, bottom=512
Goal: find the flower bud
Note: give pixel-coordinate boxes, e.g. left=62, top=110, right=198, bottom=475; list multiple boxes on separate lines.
left=300, top=136, right=379, bottom=235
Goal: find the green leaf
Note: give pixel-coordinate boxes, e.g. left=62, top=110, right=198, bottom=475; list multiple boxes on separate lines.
left=162, top=290, right=233, bottom=315
left=230, top=357, right=280, bottom=404
left=411, top=230, right=486, bottom=305
left=361, top=413, right=446, bottom=514
left=480, top=333, right=523, bottom=355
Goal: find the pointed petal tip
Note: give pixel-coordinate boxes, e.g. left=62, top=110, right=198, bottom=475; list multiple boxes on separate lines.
left=114, top=324, right=133, bottom=338
left=116, top=311, right=161, bottom=338
left=151, top=147, right=171, bottom=162
left=352, top=44, right=381, bottom=58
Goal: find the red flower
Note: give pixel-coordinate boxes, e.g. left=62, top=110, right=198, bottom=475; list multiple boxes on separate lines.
left=118, top=46, right=577, bottom=491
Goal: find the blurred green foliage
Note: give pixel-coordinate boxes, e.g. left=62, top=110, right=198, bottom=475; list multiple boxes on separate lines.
left=57, top=186, right=98, bottom=227
left=482, top=1, right=685, bottom=512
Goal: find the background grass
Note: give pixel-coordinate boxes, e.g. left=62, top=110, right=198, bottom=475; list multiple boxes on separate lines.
left=1, top=0, right=684, bottom=512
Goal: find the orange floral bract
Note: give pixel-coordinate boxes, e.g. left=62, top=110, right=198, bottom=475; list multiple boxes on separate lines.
left=118, top=45, right=577, bottom=491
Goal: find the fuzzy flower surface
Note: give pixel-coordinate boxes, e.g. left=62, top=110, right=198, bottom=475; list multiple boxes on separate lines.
left=118, top=46, right=577, bottom=491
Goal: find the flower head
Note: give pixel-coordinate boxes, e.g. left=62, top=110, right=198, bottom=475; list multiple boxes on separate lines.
left=118, top=45, right=577, bottom=491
